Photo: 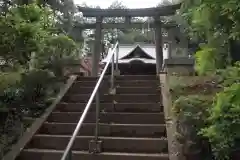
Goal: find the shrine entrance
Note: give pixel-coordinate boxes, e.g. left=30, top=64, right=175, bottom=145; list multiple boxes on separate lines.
left=122, top=61, right=156, bottom=75
left=76, top=4, right=181, bottom=76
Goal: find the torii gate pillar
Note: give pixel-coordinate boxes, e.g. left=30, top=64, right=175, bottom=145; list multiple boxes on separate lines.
left=92, top=16, right=103, bottom=76
left=154, top=16, right=163, bottom=74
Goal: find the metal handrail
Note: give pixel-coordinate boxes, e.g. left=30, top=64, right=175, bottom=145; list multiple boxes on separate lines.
left=61, top=41, right=119, bottom=160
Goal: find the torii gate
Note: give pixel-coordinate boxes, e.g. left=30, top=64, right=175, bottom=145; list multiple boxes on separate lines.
left=76, top=4, right=181, bottom=76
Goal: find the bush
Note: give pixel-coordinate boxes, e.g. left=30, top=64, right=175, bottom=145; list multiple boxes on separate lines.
left=172, top=62, right=240, bottom=160
left=0, top=2, right=81, bottom=157
left=173, top=95, right=212, bottom=159
left=20, top=69, right=56, bottom=103
left=194, top=45, right=218, bottom=75
left=0, top=72, right=22, bottom=94
left=217, top=62, right=240, bottom=87
left=0, top=72, right=22, bottom=109
left=200, top=83, right=240, bottom=160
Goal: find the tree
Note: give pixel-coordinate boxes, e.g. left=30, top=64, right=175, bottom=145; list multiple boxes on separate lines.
left=0, top=3, right=80, bottom=157
left=180, top=0, right=240, bottom=72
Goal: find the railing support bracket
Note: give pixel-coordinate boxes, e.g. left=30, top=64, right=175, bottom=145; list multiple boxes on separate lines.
left=109, top=88, right=116, bottom=95
left=114, top=69, right=120, bottom=76
left=89, top=139, right=102, bottom=153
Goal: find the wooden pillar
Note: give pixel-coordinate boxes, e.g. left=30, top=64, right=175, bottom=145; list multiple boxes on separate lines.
left=92, top=16, right=103, bottom=76
left=154, top=16, right=163, bottom=74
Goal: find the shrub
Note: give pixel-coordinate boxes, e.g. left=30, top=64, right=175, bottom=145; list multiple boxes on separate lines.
left=200, top=83, right=240, bottom=160
left=0, top=72, right=22, bottom=94
left=194, top=45, right=218, bottom=75
left=173, top=95, right=212, bottom=158
left=19, top=69, right=56, bottom=106
left=217, top=62, right=240, bottom=87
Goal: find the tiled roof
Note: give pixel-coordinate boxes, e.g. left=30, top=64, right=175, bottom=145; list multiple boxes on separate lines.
left=101, top=43, right=168, bottom=64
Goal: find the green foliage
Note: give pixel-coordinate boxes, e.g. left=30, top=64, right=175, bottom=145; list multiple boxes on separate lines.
left=182, top=0, right=240, bottom=40
left=0, top=3, right=52, bottom=65
left=181, top=0, right=240, bottom=66
left=0, top=1, right=78, bottom=153
left=0, top=72, right=22, bottom=94
left=172, top=62, right=240, bottom=160
left=174, top=95, right=212, bottom=142
left=19, top=69, right=56, bottom=103
left=42, top=34, right=78, bottom=59
left=0, top=2, right=80, bottom=158
left=194, top=45, right=218, bottom=75
left=0, top=3, right=79, bottom=109
left=218, top=62, right=240, bottom=87
left=200, top=83, right=240, bottom=160
left=37, top=35, right=79, bottom=76
left=172, top=82, right=215, bottom=159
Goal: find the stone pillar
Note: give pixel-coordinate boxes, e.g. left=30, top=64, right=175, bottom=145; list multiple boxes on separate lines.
left=154, top=17, right=163, bottom=74
left=125, top=16, right=131, bottom=24
left=92, top=16, right=103, bottom=76
left=168, top=42, right=172, bottom=58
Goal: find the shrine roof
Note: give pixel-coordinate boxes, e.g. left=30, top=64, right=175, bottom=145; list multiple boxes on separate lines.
left=101, top=43, right=168, bottom=64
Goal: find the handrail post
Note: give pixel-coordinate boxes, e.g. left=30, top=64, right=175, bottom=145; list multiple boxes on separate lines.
left=111, top=51, right=115, bottom=91
left=88, top=90, right=102, bottom=153
left=116, top=43, right=119, bottom=71
left=66, top=149, right=72, bottom=160
left=95, top=91, right=100, bottom=141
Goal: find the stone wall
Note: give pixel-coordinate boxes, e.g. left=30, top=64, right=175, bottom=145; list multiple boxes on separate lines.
left=163, top=58, right=195, bottom=75
left=159, top=73, right=186, bottom=160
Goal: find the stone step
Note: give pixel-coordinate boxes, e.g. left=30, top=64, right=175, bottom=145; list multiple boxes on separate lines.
left=67, top=86, right=160, bottom=94
left=39, top=123, right=166, bottom=138
left=72, top=81, right=109, bottom=88
left=13, top=75, right=168, bottom=160
left=18, top=149, right=169, bottom=160
left=67, top=86, right=107, bottom=94
left=116, top=87, right=160, bottom=94
left=62, top=94, right=161, bottom=103
left=76, top=76, right=108, bottom=81
left=114, top=75, right=158, bottom=81
left=25, top=135, right=168, bottom=153
left=55, top=103, right=163, bottom=113
left=115, top=80, right=159, bottom=87
left=74, top=80, right=159, bottom=88
left=76, top=75, right=158, bottom=81
left=47, top=112, right=165, bottom=124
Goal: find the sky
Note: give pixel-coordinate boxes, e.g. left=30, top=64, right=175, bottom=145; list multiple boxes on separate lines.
left=73, top=0, right=163, bottom=8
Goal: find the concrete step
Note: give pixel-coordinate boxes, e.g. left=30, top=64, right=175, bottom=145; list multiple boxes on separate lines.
left=25, top=135, right=168, bottom=153
left=72, top=81, right=109, bottom=88
left=62, top=94, right=161, bottom=103
left=74, top=80, right=159, bottom=88
left=114, top=75, right=158, bottom=81
left=18, top=149, right=169, bottom=160
left=55, top=103, right=163, bottom=113
left=115, top=80, right=159, bottom=88
left=39, top=123, right=166, bottom=138
left=116, top=87, right=160, bottom=94
left=76, top=75, right=158, bottom=81
left=67, top=86, right=108, bottom=94
left=76, top=76, right=108, bottom=81
left=47, top=112, right=165, bottom=124
left=68, top=86, right=160, bottom=95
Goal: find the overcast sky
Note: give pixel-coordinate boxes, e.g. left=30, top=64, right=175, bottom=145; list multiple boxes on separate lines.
left=73, top=0, right=163, bottom=8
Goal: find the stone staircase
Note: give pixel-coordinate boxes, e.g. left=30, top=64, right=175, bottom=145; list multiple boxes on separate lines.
left=16, top=75, right=168, bottom=160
